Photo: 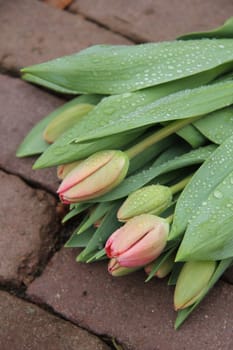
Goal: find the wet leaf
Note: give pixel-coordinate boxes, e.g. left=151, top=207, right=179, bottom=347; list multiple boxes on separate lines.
left=169, top=135, right=233, bottom=240
left=73, top=79, right=233, bottom=143
left=21, top=39, right=233, bottom=94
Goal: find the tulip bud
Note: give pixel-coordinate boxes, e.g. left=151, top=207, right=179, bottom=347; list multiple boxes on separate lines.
left=174, top=260, right=216, bottom=311
left=105, top=214, right=169, bottom=268
left=43, top=103, right=94, bottom=143
left=108, top=258, right=139, bottom=277
left=145, top=253, right=175, bottom=279
left=57, top=150, right=129, bottom=204
left=117, top=185, right=173, bottom=222
left=57, top=160, right=82, bottom=180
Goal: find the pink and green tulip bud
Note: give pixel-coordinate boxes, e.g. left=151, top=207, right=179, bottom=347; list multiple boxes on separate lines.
left=174, top=260, right=216, bottom=311
left=145, top=253, right=175, bottom=279
left=117, top=185, right=172, bottom=222
left=43, top=103, right=94, bottom=143
left=108, top=258, right=139, bottom=277
left=57, top=160, right=82, bottom=180
left=57, top=150, right=129, bottom=204
left=105, top=214, right=169, bottom=268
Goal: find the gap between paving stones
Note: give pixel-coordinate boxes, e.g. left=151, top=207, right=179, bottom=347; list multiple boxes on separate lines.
left=0, top=288, right=120, bottom=350
left=67, top=5, right=141, bottom=44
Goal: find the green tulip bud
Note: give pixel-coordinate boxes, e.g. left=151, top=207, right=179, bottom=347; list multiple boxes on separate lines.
left=174, top=260, right=216, bottom=310
left=117, top=185, right=172, bottom=222
left=145, top=253, right=175, bottom=279
left=43, top=103, right=94, bottom=143
left=108, top=258, right=139, bottom=277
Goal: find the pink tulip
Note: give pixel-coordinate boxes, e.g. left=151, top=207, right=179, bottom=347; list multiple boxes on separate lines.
left=57, top=150, right=129, bottom=203
left=105, top=214, right=169, bottom=268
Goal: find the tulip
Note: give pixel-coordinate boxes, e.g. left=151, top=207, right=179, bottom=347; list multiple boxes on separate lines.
left=174, top=260, right=216, bottom=311
left=105, top=214, right=169, bottom=267
left=57, top=150, right=129, bottom=203
left=108, top=258, right=139, bottom=277
left=43, top=103, right=94, bottom=143
left=57, top=160, right=82, bottom=180
left=145, top=253, right=175, bottom=279
left=117, top=184, right=173, bottom=222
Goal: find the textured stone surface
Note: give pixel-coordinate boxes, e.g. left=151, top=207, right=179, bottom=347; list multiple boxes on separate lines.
left=0, top=74, right=63, bottom=193
left=0, top=170, right=60, bottom=286
left=28, top=248, right=233, bottom=350
left=71, top=0, right=233, bottom=42
left=0, top=0, right=131, bottom=72
left=0, top=291, right=110, bottom=350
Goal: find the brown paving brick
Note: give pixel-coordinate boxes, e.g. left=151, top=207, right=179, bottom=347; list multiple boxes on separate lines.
left=0, top=291, right=110, bottom=350
left=27, top=248, right=233, bottom=350
left=0, top=0, right=131, bottom=72
left=71, top=0, right=233, bottom=42
left=0, top=170, right=60, bottom=286
left=0, top=74, right=63, bottom=192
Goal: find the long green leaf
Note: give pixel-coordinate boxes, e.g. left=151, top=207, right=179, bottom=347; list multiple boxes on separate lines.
left=194, top=106, right=233, bottom=144
left=33, top=65, right=227, bottom=168
left=176, top=170, right=233, bottom=261
left=73, top=79, right=233, bottom=142
left=65, top=227, right=95, bottom=248
left=169, top=135, right=233, bottom=240
left=21, top=39, right=233, bottom=94
left=179, top=17, right=233, bottom=40
left=34, top=128, right=143, bottom=169
left=96, top=144, right=216, bottom=202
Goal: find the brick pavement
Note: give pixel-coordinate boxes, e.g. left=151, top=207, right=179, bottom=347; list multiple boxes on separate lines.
left=0, top=1, right=233, bottom=349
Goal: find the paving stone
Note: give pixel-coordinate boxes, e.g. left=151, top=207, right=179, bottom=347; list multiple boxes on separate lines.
left=0, top=74, right=63, bottom=193
left=71, top=0, right=233, bottom=42
left=0, top=291, right=110, bottom=350
left=0, top=170, right=60, bottom=286
left=28, top=248, right=233, bottom=350
left=0, top=0, right=131, bottom=73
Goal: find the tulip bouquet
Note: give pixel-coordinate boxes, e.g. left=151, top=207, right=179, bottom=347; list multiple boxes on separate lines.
left=17, top=17, right=233, bottom=328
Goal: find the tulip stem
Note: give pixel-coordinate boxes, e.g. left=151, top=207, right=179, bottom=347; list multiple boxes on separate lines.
left=170, top=174, right=193, bottom=195
left=165, top=214, right=174, bottom=224
left=125, top=116, right=203, bottom=159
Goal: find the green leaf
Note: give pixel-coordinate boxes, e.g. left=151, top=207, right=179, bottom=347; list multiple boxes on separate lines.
left=65, top=227, right=95, bottom=248
left=77, top=202, right=113, bottom=234
left=32, top=63, right=225, bottom=169
left=33, top=128, right=143, bottom=169
left=21, top=39, right=233, bottom=94
left=62, top=203, right=91, bottom=223
left=179, top=17, right=233, bottom=40
left=176, top=170, right=233, bottom=261
left=169, top=135, right=233, bottom=241
left=73, top=79, right=233, bottom=142
left=96, top=144, right=216, bottom=202
left=194, top=106, right=233, bottom=144
left=145, top=247, right=176, bottom=282
left=175, top=258, right=233, bottom=329
left=16, top=94, right=102, bottom=157
left=76, top=201, right=122, bottom=262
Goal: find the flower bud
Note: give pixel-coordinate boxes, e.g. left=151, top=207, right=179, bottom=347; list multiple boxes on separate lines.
left=57, top=160, right=82, bottom=180
left=105, top=214, right=169, bottom=268
left=57, top=150, right=129, bottom=204
left=145, top=253, right=175, bottom=279
left=108, top=258, right=139, bottom=277
left=117, top=185, right=172, bottom=222
left=43, top=103, right=94, bottom=143
left=174, top=260, right=216, bottom=311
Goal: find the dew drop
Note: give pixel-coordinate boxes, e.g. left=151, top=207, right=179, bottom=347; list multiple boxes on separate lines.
left=213, top=190, right=223, bottom=199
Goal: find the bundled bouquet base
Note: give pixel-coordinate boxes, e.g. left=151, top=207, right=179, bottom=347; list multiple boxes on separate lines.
left=17, top=17, right=233, bottom=329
